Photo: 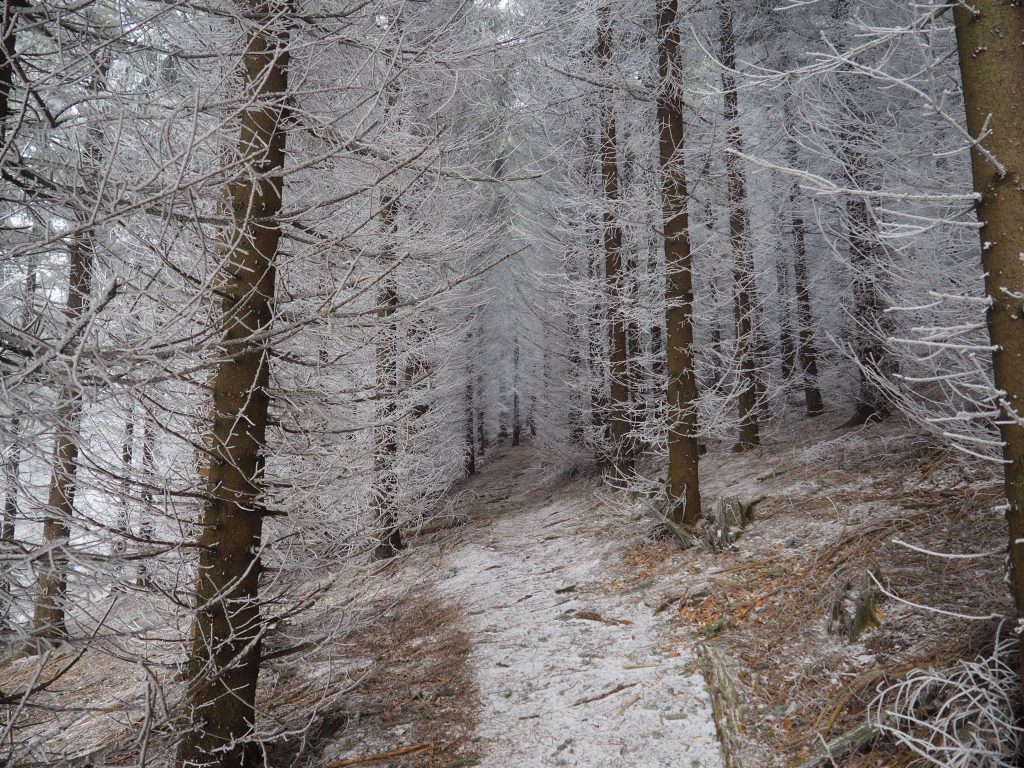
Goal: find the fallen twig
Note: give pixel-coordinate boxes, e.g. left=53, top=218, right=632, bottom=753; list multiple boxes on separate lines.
left=572, top=682, right=638, bottom=707
left=326, top=742, right=437, bottom=767
left=697, top=642, right=743, bottom=768
left=786, top=723, right=878, bottom=768
left=615, top=693, right=642, bottom=716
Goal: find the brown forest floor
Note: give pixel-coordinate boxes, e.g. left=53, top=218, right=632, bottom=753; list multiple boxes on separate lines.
left=617, top=414, right=1009, bottom=767
left=0, top=414, right=1009, bottom=767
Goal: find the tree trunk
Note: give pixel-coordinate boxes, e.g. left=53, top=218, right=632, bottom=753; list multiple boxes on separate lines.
left=589, top=243, right=609, bottom=448
left=30, top=36, right=107, bottom=639
left=371, top=269, right=403, bottom=559
left=775, top=243, right=796, bottom=382
left=137, top=411, right=155, bottom=586
left=720, top=1, right=759, bottom=451
left=597, top=6, right=632, bottom=476
left=2, top=265, right=33, bottom=549
left=785, top=128, right=825, bottom=417
left=31, top=241, right=92, bottom=641
left=658, top=0, right=701, bottom=526
left=567, top=311, right=585, bottom=447
left=464, top=376, right=476, bottom=476
left=842, top=195, right=894, bottom=426
left=0, top=0, right=23, bottom=146
left=792, top=223, right=824, bottom=417
left=175, top=3, right=290, bottom=764
left=830, top=1, right=896, bottom=428
left=2, top=430, right=16, bottom=544
left=953, top=0, right=1024, bottom=719
left=476, top=367, right=487, bottom=456
left=115, top=409, right=134, bottom=560
left=511, top=337, right=522, bottom=447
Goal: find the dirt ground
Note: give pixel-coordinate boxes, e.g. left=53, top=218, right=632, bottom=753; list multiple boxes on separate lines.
left=0, top=415, right=1011, bottom=767
left=616, top=415, right=1010, bottom=767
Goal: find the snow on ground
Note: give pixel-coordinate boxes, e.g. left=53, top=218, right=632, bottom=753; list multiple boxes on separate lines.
left=431, top=446, right=723, bottom=768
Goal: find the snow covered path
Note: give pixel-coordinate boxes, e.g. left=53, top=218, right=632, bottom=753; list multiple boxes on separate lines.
left=435, top=446, right=723, bottom=768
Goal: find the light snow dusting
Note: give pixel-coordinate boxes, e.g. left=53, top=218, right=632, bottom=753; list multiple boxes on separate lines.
left=435, top=447, right=722, bottom=768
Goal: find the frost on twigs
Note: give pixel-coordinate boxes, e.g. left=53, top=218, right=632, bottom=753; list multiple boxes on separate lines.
left=870, top=628, right=1023, bottom=768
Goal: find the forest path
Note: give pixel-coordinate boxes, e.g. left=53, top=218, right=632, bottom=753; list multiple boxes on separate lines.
left=433, top=444, right=723, bottom=768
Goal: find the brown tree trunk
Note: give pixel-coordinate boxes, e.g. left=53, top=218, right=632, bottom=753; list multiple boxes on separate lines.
left=175, top=3, right=290, bottom=763
left=785, top=128, right=825, bottom=417
left=953, top=0, right=1024, bottom=717
left=0, top=0, right=23, bottom=145
left=511, top=337, right=522, bottom=447
left=1, top=1, right=28, bottom=557
left=464, top=377, right=476, bottom=476
left=658, top=0, right=701, bottom=526
left=597, top=6, right=632, bottom=476
left=137, top=411, right=155, bottom=586
left=567, top=311, right=586, bottom=447
left=829, top=0, right=896, bottom=428
left=2, top=431, right=16, bottom=544
left=404, top=326, right=431, bottom=430
left=2, top=264, right=33, bottom=549
left=842, top=195, right=894, bottom=426
left=720, top=1, right=759, bottom=451
left=31, top=240, right=92, bottom=641
left=371, top=268, right=403, bottom=560
left=589, top=239, right=609, bottom=447
left=476, top=367, right=487, bottom=456
left=775, top=246, right=796, bottom=382
left=115, top=409, right=134, bottom=560
left=31, top=49, right=109, bottom=641
left=464, top=332, right=476, bottom=476
left=793, top=226, right=824, bottom=417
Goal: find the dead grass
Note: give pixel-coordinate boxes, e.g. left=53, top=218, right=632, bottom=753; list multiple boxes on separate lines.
left=265, top=589, right=478, bottom=768
left=619, top=417, right=1012, bottom=767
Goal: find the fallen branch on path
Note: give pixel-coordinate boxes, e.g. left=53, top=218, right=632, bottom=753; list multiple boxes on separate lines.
left=786, top=723, right=879, bottom=768
left=697, top=642, right=743, bottom=768
left=326, top=742, right=437, bottom=767
left=615, top=693, right=642, bottom=716
left=572, top=682, right=638, bottom=707
left=407, top=514, right=471, bottom=537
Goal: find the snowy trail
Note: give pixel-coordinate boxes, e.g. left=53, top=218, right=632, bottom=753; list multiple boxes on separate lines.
left=436, top=447, right=723, bottom=768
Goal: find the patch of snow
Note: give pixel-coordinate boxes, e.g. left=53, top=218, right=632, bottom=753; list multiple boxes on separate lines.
left=435, top=450, right=723, bottom=768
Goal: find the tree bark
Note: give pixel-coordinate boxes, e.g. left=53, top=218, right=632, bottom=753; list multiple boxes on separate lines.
left=137, top=411, right=155, bottom=586
left=843, top=195, right=894, bottom=426
left=370, top=25, right=409, bottom=560
left=658, top=0, right=701, bottom=526
left=775, top=244, right=796, bottom=382
left=115, top=409, right=134, bottom=560
left=720, top=1, right=759, bottom=450
left=588, top=244, right=609, bottom=449
left=2, top=264, right=33, bottom=549
left=175, top=3, right=290, bottom=763
left=371, top=267, right=403, bottom=560
left=597, top=6, right=632, bottom=476
left=830, top=0, right=897, bottom=427
left=511, top=337, right=522, bottom=447
left=567, top=309, right=586, bottom=447
left=476, top=367, right=487, bottom=456
left=0, top=0, right=23, bottom=147
left=31, top=53, right=109, bottom=642
left=32, top=238, right=92, bottom=641
left=464, top=377, right=475, bottom=476
left=953, top=0, right=1024, bottom=719
left=785, top=127, right=825, bottom=417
